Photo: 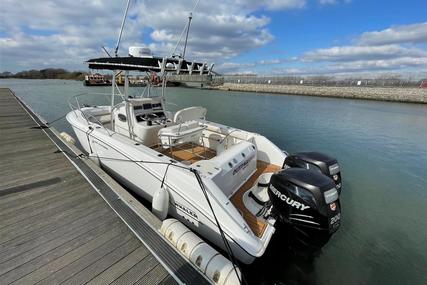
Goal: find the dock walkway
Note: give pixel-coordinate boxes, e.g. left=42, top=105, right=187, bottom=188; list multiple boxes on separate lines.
left=0, top=88, right=209, bottom=285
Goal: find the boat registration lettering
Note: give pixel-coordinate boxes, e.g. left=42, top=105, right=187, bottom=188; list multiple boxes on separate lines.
left=175, top=202, right=199, bottom=226
left=233, top=155, right=254, bottom=176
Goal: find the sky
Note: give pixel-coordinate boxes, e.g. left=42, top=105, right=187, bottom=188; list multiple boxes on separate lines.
left=0, top=0, right=426, bottom=77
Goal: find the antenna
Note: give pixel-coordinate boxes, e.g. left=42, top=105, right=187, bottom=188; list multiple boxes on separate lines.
left=115, top=0, right=131, bottom=57
left=182, top=12, right=192, bottom=58
left=170, top=0, right=201, bottom=57
left=101, top=46, right=112, bottom=58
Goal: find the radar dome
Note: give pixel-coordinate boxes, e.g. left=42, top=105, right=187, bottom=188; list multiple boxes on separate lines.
left=129, top=46, right=152, bottom=58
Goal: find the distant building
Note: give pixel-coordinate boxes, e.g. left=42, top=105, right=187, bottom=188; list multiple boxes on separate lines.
left=84, top=73, right=111, bottom=86
left=420, top=80, right=427, bottom=88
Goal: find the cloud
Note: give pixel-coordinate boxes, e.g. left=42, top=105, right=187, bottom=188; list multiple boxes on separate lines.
left=294, top=22, right=427, bottom=76
left=358, top=22, right=427, bottom=45
left=1, top=0, right=306, bottom=72
left=318, top=0, right=351, bottom=5
left=258, top=59, right=282, bottom=65
left=319, top=0, right=337, bottom=4
left=321, top=57, right=427, bottom=74
left=265, top=0, right=306, bottom=10
left=302, top=45, right=427, bottom=62
left=1, top=1, right=425, bottom=77
left=216, top=58, right=293, bottom=73
left=146, top=12, right=273, bottom=59
left=218, top=62, right=255, bottom=69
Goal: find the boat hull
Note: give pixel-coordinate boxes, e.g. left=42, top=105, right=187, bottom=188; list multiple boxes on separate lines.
left=66, top=110, right=270, bottom=264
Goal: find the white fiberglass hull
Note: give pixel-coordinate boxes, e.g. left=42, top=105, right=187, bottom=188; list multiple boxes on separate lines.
left=66, top=109, right=281, bottom=264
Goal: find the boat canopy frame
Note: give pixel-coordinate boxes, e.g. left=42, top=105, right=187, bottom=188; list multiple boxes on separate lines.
left=86, top=56, right=214, bottom=75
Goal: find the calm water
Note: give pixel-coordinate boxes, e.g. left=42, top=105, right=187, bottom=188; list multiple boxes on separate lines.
left=2, top=79, right=426, bottom=285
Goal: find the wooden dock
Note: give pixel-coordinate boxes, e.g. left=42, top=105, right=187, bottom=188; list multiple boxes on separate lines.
left=0, top=88, right=210, bottom=285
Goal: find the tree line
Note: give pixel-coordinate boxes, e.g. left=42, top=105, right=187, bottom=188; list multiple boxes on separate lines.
left=0, top=69, right=85, bottom=80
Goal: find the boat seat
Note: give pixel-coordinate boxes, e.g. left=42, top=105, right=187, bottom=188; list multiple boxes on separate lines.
left=83, top=107, right=111, bottom=124
left=158, top=120, right=207, bottom=148
left=174, top=106, right=207, bottom=123
left=242, top=172, right=274, bottom=216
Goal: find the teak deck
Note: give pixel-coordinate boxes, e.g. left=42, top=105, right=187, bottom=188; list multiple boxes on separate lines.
left=160, top=143, right=216, bottom=164
left=0, top=88, right=209, bottom=285
left=231, top=161, right=281, bottom=237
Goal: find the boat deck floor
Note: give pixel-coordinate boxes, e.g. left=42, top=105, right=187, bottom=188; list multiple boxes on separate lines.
left=0, top=88, right=178, bottom=285
left=159, top=143, right=216, bottom=164
left=231, top=161, right=281, bottom=238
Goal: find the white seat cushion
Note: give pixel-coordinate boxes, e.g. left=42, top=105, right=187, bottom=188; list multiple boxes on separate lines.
left=173, top=106, right=207, bottom=123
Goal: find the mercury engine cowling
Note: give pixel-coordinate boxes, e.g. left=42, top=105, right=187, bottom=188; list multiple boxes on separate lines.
left=284, top=152, right=342, bottom=193
left=268, top=168, right=341, bottom=252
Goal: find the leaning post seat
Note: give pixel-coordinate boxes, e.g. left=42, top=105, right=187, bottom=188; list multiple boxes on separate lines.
left=173, top=106, right=207, bottom=123
left=158, top=121, right=206, bottom=148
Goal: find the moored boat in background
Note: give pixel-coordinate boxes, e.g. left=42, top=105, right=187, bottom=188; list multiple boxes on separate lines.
left=83, top=73, right=111, bottom=86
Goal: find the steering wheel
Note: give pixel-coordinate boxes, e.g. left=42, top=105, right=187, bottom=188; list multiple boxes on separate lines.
left=147, top=113, right=158, bottom=119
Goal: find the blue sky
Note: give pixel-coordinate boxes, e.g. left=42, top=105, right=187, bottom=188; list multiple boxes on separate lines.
left=0, top=0, right=426, bottom=77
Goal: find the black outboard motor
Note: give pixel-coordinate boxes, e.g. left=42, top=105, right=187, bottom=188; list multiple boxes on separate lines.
left=284, top=152, right=342, bottom=193
left=268, top=168, right=341, bottom=252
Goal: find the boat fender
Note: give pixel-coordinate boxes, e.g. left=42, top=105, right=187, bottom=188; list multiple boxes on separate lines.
left=160, top=219, right=241, bottom=285
left=163, top=220, right=190, bottom=247
left=205, top=254, right=241, bottom=285
left=176, top=231, right=204, bottom=259
left=189, top=242, right=218, bottom=273
left=152, top=186, right=169, bottom=220
left=160, top=218, right=179, bottom=235
left=59, top=132, right=76, bottom=145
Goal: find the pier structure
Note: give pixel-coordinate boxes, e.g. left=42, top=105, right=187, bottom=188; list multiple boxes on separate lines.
left=211, top=83, right=427, bottom=104
left=0, top=88, right=210, bottom=285
left=167, top=74, right=213, bottom=83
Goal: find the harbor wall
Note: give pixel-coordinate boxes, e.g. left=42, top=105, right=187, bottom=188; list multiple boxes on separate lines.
left=210, top=83, right=427, bottom=104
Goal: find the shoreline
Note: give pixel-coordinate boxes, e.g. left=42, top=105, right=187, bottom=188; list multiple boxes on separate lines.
left=0, top=77, right=82, bottom=81
left=208, top=83, right=427, bottom=104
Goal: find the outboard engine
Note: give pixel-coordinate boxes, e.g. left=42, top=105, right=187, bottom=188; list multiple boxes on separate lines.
left=268, top=168, right=341, bottom=252
left=284, top=152, right=342, bottom=193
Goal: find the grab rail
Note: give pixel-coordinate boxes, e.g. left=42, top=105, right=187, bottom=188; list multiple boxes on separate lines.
left=68, top=92, right=122, bottom=136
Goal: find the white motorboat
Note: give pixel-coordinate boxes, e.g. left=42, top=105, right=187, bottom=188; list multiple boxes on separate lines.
left=66, top=48, right=342, bottom=264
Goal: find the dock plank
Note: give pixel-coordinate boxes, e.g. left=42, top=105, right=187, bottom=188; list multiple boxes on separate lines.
left=60, top=238, right=141, bottom=285
left=0, top=184, right=88, bottom=223
left=85, top=246, right=151, bottom=285
left=110, top=254, right=162, bottom=285
left=9, top=224, right=130, bottom=285
left=134, top=263, right=170, bottom=285
left=0, top=206, right=111, bottom=263
left=0, top=197, right=103, bottom=244
left=36, top=232, right=135, bottom=285
left=0, top=175, right=82, bottom=215
left=0, top=219, right=122, bottom=284
left=0, top=188, right=95, bottom=230
left=0, top=216, right=120, bottom=276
